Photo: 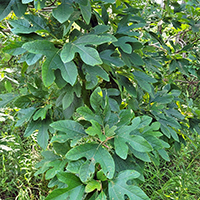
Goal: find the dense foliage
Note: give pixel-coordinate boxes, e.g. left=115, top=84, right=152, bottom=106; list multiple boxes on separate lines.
left=0, top=0, right=200, bottom=199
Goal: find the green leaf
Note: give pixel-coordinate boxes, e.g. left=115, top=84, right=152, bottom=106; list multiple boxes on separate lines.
left=25, top=53, right=42, bottom=65
left=9, top=18, right=37, bottom=34
left=113, top=36, right=139, bottom=54
left=3, top=42, right=26, bottom=56
left=14, top=95, right=31, bottom=108
left=66, top=143, right=115, bottom=179
left=59, top=61, right=78, bottom=86
left=61, top=42, right=102, bottom=66
left=108, top=170, right=150, bottom=200
left=50, top=120, right=86, bottom=145
left=86, top=120, right=106, bottom=141
left=4, top=80, right=13, bottom=92
left=0, top=93, right=18, bottom=108
left=12, top=0, right=27, bottom=17
left=22, top=0, right=33, bottom=3
left=149, top=31, right=164, bottom=45
left=90, top=87, right=103, bottom=112
left=76, top=106, right=102, bottom=124
left=34, top=0, right=45, bottom=9
left=24, top=41, right=67, bottom=87
left=131, top=149, right=151, bottom=162
left=22, top=40, right=57, bottom=57
left=83, top=64, right=109, bottom=89
left=133, top=71, right=157, bottom=84
left=79, top=1, right=91, bottom=25
left=45, top=172, right=84, bottom=200
left=105, top=124, right=117, bottom=137
left=85, top=179, right=101, bottom=193
left=117, top=109, right=134, bottom=127
left=62, top=85, right=74, bottom=110
left=52, top=2, right=74, bottom=24
left=67, top=159, right=85, bottom=174
left=75, top=0, right=88, bottom=6
left=15, top=107, right=37, bottom=127
left=153, top=94, right=174, bottom=104
left=0, top=0, right=14, bottom=21
left=24, top=120, right=41, bottom=137
left=117, top=15, right=144, bottom=36
left=169, top=59, right=178, bottom=72
left=96, top=191, right=107, bottom=200
left=61, top=34, right=114, bottom=66
left=118, top=75, right=137, bottom=98
left=133, top=71, right=157, bottom=93
left=45, top=159, right=68, bottom=180
left=100, top=49, right=124, bottom=67
left=42, top=53, right=64, bottom=87
left=157, top=149, right=170, bottom=161
left=102, top=5, right=109, bottom=25
left=37, top=119, right=51, bottom=150
left=74, top=34, right=116, bottom=45
left=167, top=127, right=179, bottom=142
left=97, top=170, right=107, bottom=181
left=160, top=124, right=171, bottom=138
left=114, top=117, right=153, bottom=159
left=54, top=69, right=67, bottom=88
left=24, top=14, right=50, bottom=33
left=57, top=172, right=82, bottom=188
left=33, top=105, right=51, bottom=120
left=121, top=51, right=144, bottom=67
left=79, top=160, right=95, bottom=183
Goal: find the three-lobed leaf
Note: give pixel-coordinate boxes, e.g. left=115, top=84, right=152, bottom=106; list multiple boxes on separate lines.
left=66, top=143, right=115, bottom=179
left=108, top=170, right=150, bottom=200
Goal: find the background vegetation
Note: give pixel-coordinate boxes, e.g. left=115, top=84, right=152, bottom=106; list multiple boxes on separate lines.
left=0, top=0, right=200, bottom=199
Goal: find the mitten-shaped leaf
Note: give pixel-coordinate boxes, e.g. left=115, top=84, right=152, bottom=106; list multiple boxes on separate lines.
left=108, top=170, right=150, bottom=200
left=66, top=143, right=115, bottom=179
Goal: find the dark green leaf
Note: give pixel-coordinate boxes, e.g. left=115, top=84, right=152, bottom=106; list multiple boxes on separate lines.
left=25, top=14, right=50, bottom=33
left=12, top=0, right=27, bottom=17
left=13, top=95, right=31, bottom=108
left=83, top=64, right=109, bottom=89
left=52, top=3, right=74, bottom=23
left=0, top=93, right=18, bottom=108
left=79, top=1, right=91, bottom=25
left=22, top=40, right=57, bottom=57
left=3, top=42, right=26, bottom=55
left=114, top=117, right=153, bottom=159
left=108, top=170, right=150, bottom=200
left=100, top=49, right=124, bottom=67
left=0, top=0, right=14, bottom=21
left=79, top=160, right=95, bottom=183
left=114, top=36, right=139, bottom=54
left=37, top=119, right=51, bottom=150
left=59, top=61, right=78, bottom=86
left=26, top=53, right=42, bottom=65
left=50, top=120, right=86, bottom=145
left=90, top=87, right=103, bottom=112
left=15, top=107, right=37, bottom=127
left=66, top=143, right=115, bottom=179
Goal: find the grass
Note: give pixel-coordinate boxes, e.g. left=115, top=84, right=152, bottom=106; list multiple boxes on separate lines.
left=142, top=134, right=200, bottom=200
left=0, top=117, right=48, bottom=200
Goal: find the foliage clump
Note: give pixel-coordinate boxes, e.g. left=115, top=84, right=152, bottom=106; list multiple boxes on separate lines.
left=0, top=0, right=200, bottom=199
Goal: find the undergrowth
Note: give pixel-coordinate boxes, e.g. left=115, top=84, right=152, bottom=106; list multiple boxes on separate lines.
left=142, top=134, right=200, bottom=200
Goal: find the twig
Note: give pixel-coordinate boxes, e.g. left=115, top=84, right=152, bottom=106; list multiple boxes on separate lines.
left=47, top=0, right=58, bottom=7
left=165, top=29, right=191, bottom=43
left=149, top=43, right=167, bottom=52
left=1, top=29, right=11, bottom=33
